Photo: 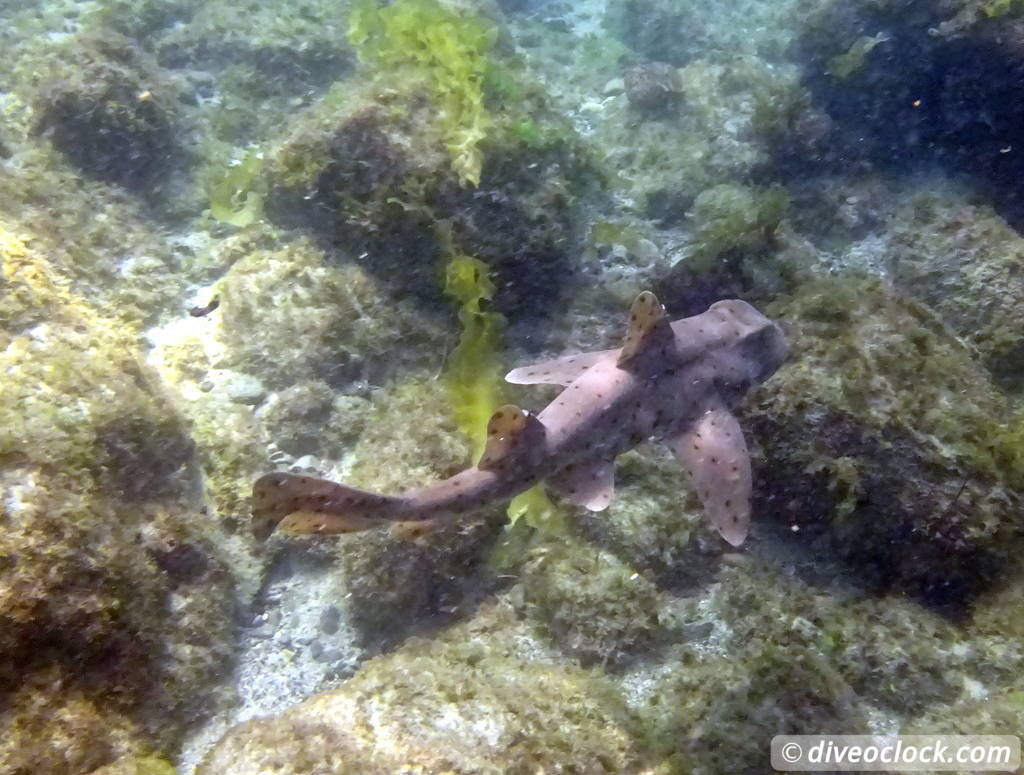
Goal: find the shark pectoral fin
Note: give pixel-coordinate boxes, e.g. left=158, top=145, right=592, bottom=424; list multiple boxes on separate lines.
left=478, top=404, right=546, bottom=471
left=618, top=291, right=675, bottom=368
left=669, top=403, right=752, bottom=547
left=548, top=458, right=616, bottom=511
left=505, top=350, right=615, bottom=386
left=251, top=472, right=402, bottom=539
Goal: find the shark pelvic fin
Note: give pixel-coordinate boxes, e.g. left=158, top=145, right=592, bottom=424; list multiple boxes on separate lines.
left=479, top=404, right=546, bottom=471
left=548, top=458, right=615, bottom=511
left=389, top=518, right=442, bottom=544
left=251, top=472, right=405, bottom=539
left=506, top=349, right=615, bottom=386
left=669, top=398, right=752, bottom=546
left=618, top=291, right=674, bottom=368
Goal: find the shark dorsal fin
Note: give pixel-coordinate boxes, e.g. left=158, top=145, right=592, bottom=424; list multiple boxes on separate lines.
left=479, top=404, right=545, bottom=471
left=618, top=291, right=674, bottom=368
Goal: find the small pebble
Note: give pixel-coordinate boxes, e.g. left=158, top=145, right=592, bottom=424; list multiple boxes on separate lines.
left=224, top=371, right=267, bottom=405
left=319, top=605, right=341, bottom=635
left=292, top=455, right=318, bottom=471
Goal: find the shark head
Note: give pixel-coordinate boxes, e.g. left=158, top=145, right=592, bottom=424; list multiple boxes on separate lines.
left=698, top=299, right=789, bottom=403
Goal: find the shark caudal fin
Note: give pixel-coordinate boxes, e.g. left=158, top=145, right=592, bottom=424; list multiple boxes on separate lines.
left=251, top=472, right=407, bottom=539
left=618, top=291, right=675, bottom=368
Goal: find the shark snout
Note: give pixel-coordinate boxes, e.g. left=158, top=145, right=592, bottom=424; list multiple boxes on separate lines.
left=756, top=321, right=789, bottom=382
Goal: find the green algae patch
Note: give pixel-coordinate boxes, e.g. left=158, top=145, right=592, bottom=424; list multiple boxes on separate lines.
left=198, top=602, right=646, bottom=775
left=441, top=241, right=504, bottom=457
left=348, top=0, right=494, bottom=186
left=506, top=483, right=565, bottom=534
left=828, top=32, right=892, bottom=80
left=208, top=149, right=265, bottom=227
left=438, top=225, right=561, bottom=534
left=982, top=0, right=1024, bottom=16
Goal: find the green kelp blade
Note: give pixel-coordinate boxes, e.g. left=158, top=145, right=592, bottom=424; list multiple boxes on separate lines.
left=442, top=251, right=504, bottom=458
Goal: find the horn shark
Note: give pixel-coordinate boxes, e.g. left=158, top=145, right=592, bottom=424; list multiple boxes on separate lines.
left=252, top=292, right=787, bottom=546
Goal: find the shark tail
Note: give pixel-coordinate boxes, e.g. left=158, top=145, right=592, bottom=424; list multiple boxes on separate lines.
left=251, top=472, right=410, bottom=540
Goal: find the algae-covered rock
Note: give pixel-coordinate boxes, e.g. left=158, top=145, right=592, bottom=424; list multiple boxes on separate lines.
left=746, top=277, right=1023, bottom=610
left=628, top=557, right=1020, bottom=772
left=795, top=0, right=1024, bottom=223
left=0, top=228, right=235, bottom=773
left=687, top=182, right=789, bottom=272
left=591, top=55, right=806, bottom=227
left=605, top=0, right=710, bottom=66
left=604, top=0, right=813, bottom=63
left=906, top=569, right=1024, bottom=734
left=87, top=754, right=177, bottom=775
left=622, top=60, right=684, bottom=116
left=30, top=29, right=185, bottom=191
left=884, top=190, right=1024, bottom=389
left=258, top=381, right=371, bottom=460
left=261, top=35, right=599, bottom=324
left=107, top=0, right=355, bottom=102
left=197, top=602, right=645, bottom=775
left=575, top=447, right=720, bottom=587
left=519, top=540, right=670, bottom=667
left=216, top=236, right=444, bottom=391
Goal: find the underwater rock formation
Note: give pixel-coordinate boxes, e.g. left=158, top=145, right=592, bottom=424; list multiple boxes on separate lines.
left=747, top=277, right=1024, bottom=611
left=32, top=30, right=185, bottom=191
left=0, top=229, right=236, bottom=773
left=628, top=557, right=1024, bottom=772
left=519, top=539, right=671, bottom=668
left=197, top=603, right=644, bottom=775
left=605, top=0, right=710, bottom=66
left=3, top=0, right=1024, bottom=771
left=258, top=382, right=371, bottom=460
left=795, top=0, right=1024, bottom=225
left=883, top=189, right=1024, bottom=391
left=260, top=42, right=600, bottom=325
left=215, top=237, right=444, bottom=391
left=590, top=53, right=810, bottom=228
left=605, top=0, right=810, bottom=64
left=622, top=60, right=684, bottom=116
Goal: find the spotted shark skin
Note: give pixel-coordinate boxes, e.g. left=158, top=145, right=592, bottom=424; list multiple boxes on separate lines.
left=252, top=292, right=788, bottom=546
